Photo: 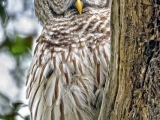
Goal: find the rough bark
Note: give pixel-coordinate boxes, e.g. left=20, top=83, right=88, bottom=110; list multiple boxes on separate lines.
left=99, top=0, right=160, bottom=119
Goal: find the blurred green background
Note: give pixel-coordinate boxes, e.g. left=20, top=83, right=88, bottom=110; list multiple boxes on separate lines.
left=0, top=0, right=42, bottom=119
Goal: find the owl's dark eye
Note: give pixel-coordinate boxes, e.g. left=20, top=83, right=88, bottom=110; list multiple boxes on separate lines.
left=47, top=1, right=58, bottom=15
left=68, top=4, right=82, bottom=14
left=67, top=1, right=91, bottom=13
left=68, top=4, right=76, bottom=10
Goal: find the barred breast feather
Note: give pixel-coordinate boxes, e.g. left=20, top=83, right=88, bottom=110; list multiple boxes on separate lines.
left=26, top=7, right=110, bottom=120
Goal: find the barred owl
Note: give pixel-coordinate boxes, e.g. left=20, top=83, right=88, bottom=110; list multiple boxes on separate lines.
left=26, top=0, right=110, bottom=120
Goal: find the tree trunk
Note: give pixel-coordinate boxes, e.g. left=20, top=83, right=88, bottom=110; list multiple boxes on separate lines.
left=99, top=0, right=160, bottom=119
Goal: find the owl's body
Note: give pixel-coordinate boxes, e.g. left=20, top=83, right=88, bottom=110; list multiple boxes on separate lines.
left=26, top=0, right=110, bottom=120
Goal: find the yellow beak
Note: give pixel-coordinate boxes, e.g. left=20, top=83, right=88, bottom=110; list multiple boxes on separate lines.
left=76, top=0, right=83, bottom=14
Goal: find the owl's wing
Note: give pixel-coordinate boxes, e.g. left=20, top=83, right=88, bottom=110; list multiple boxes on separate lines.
left=26, top=35, right=98, bottom=120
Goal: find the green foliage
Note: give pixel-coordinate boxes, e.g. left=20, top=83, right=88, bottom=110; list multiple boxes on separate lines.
left=0, top=35, right=33, bottom=120
left=0, top=35, right=33, bottom=56
left=0, top=93, right=30, bottom=120
left=0, top=0, right=8, bottom=25
left=0, top=112, right=29, bottom=120
left=0, top=1, right=35, bottom=119
left=11, top=36, right=32, bottom=55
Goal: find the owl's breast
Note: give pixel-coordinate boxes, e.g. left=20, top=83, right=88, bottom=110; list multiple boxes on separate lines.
left=39, top=8, right=110, bottom=51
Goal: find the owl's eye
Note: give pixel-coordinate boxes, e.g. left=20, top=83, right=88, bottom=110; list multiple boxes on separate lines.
left=47, top=1, right=80, bottom=15
left=68, top=4, right=76, bottom=11
left=47, top=1, right=57, bottom=15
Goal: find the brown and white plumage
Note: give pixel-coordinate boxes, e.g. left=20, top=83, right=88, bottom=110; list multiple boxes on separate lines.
left=26, top=0, right=110, bottom=120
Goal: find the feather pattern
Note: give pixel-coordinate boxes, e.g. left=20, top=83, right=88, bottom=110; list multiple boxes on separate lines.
left=26, top=7, right=110, bottom=120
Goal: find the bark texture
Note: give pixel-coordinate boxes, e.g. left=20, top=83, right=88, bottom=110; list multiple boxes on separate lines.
left=99, top=0, right=160, bottom=119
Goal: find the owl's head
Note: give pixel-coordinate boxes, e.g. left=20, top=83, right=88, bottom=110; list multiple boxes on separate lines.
left=47, top=0, right=108, bottom=14
left=34, top=0, right=109, bottom=24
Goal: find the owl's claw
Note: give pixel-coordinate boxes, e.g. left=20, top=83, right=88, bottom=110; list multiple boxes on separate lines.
left=76, top=0, right=83, bottom=14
